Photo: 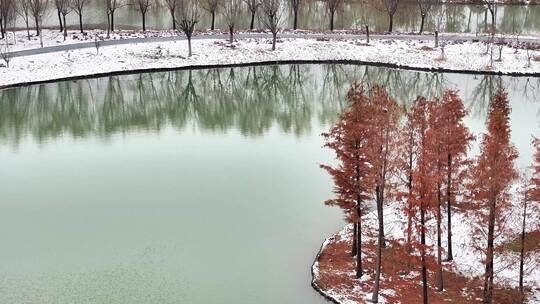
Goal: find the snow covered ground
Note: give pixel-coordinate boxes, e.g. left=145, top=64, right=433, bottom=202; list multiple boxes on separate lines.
left=0, top=36, right=538, bottom=88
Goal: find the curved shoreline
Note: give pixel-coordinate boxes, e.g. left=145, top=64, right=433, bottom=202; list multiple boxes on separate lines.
left=1, top=59, right=538, bottom=91
left=311, top=230, right=342, bottom=304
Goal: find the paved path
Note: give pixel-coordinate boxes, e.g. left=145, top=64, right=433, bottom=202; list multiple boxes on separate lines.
left=8, top=32, right=540, bottom=58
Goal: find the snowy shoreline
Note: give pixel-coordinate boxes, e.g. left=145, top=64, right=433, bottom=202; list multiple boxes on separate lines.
left=0, top=36, right=538, bottom=90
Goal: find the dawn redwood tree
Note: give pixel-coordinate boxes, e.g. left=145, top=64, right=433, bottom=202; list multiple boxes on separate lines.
left=367, top=85, right=400, bottom=303
left=136, top=0, right=152, bottom=31
left=73, top=0, right=88, bottom=33
left=288, top=0, right=300, bottom=30
left=524, top=138, right=540, bottom=302
left=325, top=0, right=342, bottom=31
left=203, top=0, right=218, bottom=30
left=244, top=0, right=260, bottom=30
left=177, top=0, right=199, bottom=57
left=224, top=0, right=242, bottom=43
left=381, top=0, right=399, bottom=32
left=164, top=0, right=177, bottom=29
left=439, top=91, right=473, bottom=262
left=467, top=90, right=518, bottom=304
left=321, top=83, right=373, bottom=279
left=260, top=0, right=281, bottom=51
left=16, top=0, right=32, bottom=40
left=410, top=95, right=435, bottom=304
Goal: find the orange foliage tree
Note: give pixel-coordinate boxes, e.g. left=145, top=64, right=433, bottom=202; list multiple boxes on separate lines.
left=467, top=90, right=518, bottom=304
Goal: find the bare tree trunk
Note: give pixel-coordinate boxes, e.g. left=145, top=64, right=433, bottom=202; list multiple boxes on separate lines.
left=26, top=19, right=31, bottom=40
left=0, top=19, right=4, bottom=39
left=419, top=13, right=426, bottom=34
left=371, top=222, right=383, bottom=303
left=211, top=11, right=215, bottom=30
left=58, top=9, right=63, bottom=32
left=142, top=12, right=146, bottom=31
left=250, top=12, right=255, bottom=30
left=446, top=154, right=453, bottom=261
left=421, top=204, right=428, bottom=304
left=271, top=32, right=277, bottom=51
left=35, top=15, right=40, bottom=35
left=483, top=198, right=496, bottom=304
left=365, top=25, right=370, bottom=43
left=62, top=14, right=68, bottom=40
left=388, top=14, right=393, bottom=32
left=330, top=11, right=334, bottom=31
left=106, top=12, right=111, bottom=38
left=293, top=8, right=298, bottom=30
left=229, top=26, right=234, bottom=43
left=435, top=30, right=439, bottom=48
left=171, top=11, right=176, bottom=30
left=188, top=36, right=192, bottom=56
left=79, top=13, right=84, bottom=33
left=111, top=12, right=115, bottom=32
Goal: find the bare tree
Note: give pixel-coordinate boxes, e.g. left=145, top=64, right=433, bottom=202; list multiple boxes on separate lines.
left=244, top=0, right=259, bottom=30
left=164, top=0, right=177, bottom=29
left=288, top=0, right=300, bottom=30
left=0, top=0, right=15, bottom=39
left=417, top=0, right=435, bottom=34
left=72, top=0, right=87, bottom=33
left=223, top=0, right=242, bottom=43
left=381, top=0, right=399, bottom=32
left=483, top=0, right=496, bottom=35
left=54, top=0, right=64, bottom=32
left=260, top=0, right=281, bottom=51
left=203, top=0, right=218, bottom=30
left=16, top=0, right=32, bottom=40
left=29, top=0, right=49, bottom=46
left=177, top=0, right=199, bottom=56
left=57, top=0, right=72, bottom=40
left=325, top=0, right=341, bottom=31
left=105, top=0, right=127, bottom=35
left=136, top=0, right=152, bottom=31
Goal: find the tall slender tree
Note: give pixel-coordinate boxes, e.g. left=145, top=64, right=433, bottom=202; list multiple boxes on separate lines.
left=203, top=0, right=218, bottom=30
left=321, top=83, right=373, bottom=279
left=288, top=0, right=300, bottom=30
left=29, top=0, right=49, bottom=45
left=467, top=90, right=518, bottom=304
left=16, top=0, right=32, bottom=40
left=164, top=0, right=177, bottom=30
left=381, top=0, right=399, bottom=32
left=244, top=0, right=259, bottom=30
left=224, top=0, right=242, bottom=43
left=177, top=0, right=199, bottom=56
left=136, top=0, right=152, bottom=31
left=325, top=0, right=342, bottom=31
left=73, top=0, right=87, bottom=33
left=0, top=0, right=15, bottom=39
left=259, top=0, right=281, bottom=51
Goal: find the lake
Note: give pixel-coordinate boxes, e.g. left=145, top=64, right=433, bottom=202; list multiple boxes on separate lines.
left=0, top=64, right=538, bottom=303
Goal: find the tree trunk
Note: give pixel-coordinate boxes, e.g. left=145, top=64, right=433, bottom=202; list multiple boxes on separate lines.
left=419, top=13, right=426, bottom=34
left=519, top=197, right=527, bottom=303
left=111, top=12, right=115, bottom=32
left=446, top=154, right=453, bottom=261
left=351, top=223, right=358, bottom=256
left=421, top=204, right=428, bottom=304
left=365, top=25, right=370, bottom=43
left=356, top=205, right=363, bottom=278
left=483, top=198, right=496, bottom=304
left=62, top=14, right=68, bottom=40
left=490, top=8, right=496, bottom=34
left=293, top=8, right=298, bottom=30
left=272, top=32, right=277, bottom=51
left=435, top=30, right=439, bottom=48
left=330, top=11, right=334, bottom=31
left=35, top=16, right=40, bottom=35
left=436, top=183, right=444, bottom=292
left=171, top=12, right=176, bottom=30
left=106, top=13, right=111, bottom=38
left=79, top=12, right=84, bottom=33
left=188, top=36, right=192, bottom=56
left=388, top=14, right=393, bottom=32
left=0, top=19, right=4, bottom=39
left=58, top=9, right=63, bottom=32
left=250, top=12, right=255, bottom=30
left=25, top=19, right=31, bottom=40
left=229, top=26, right=234, bottom=43
left=371, top=220, right=383, bottom=303
left=377, top=189, right=386, bottom=248
left=142, top=12, right=146, bottom=31
left=211, top=11, right=215, bottom=30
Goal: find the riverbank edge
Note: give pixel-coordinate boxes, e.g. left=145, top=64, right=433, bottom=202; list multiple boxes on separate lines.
left=311, top=229, right=343, bottom=304
left=2, top=59, right=539, bottom=91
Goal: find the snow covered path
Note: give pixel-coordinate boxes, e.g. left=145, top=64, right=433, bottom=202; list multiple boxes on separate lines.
left=0, top=36, right=538, bottom=89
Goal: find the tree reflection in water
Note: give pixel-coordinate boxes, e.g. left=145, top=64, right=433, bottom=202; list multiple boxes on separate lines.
left=0, top=64, right=538, bottom=147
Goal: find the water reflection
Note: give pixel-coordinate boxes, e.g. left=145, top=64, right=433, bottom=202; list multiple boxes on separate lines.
left=0, top=64, right=538, bottom=148
left=16, top=0, right=540, bottom=35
